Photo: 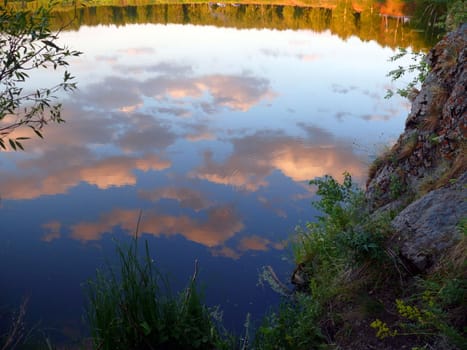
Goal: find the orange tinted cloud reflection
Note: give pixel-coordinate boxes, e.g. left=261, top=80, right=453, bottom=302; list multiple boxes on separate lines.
left=70, top=206, right=244, bottom=248
left=1, top=55, right=278, bottom=190
left=210, top=246, right=241, bottom=260
left=68, top=206, right=284, bottom=258
left=0, top=152, right=170, bottom=200
left=79, top=71, right=275, bottom=114
left=138, top=187, right=212, bottom=212
left=238, top=236, right=271, bottom=251
left=0, top=69, right=274, bottom=199
left=210, top=235, right=285, bottom=260
left=41, top=221, right=62, bottom=242
left=151, top=74, right=275, bottom=113
left=0, top=101, right=176, bottom=199
left=193, top=126, right=366, bottom=191
left=257, top=196, right=287, bottom=218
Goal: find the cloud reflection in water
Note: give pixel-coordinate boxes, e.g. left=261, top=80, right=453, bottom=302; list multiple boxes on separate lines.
left=192, top=126, right=365, bottom=192
left=69, top=206, right=244, bottom=248
left=1, top=23, right=409, bottom=259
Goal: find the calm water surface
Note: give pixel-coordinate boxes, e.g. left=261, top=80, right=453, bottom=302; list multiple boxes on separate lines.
left=1, top=2, right=425, bottom=341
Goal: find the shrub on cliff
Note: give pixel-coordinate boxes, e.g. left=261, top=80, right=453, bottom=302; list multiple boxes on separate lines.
left=254, top=173, right=397, bottom=349
left=256, top=170, right=465, bottom=349
left=293, top=173, right=393, bottom=284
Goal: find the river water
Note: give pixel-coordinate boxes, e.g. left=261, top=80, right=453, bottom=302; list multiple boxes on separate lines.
left=0, top=1, right=429, bottom=343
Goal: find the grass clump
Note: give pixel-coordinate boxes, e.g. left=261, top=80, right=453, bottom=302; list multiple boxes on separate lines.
left=0, top=297, right=29, bottom=350
left=85, top=235, right=233, bottom=350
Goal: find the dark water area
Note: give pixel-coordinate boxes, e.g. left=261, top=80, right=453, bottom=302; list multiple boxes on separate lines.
left=0, top=0, right=431, bottom=343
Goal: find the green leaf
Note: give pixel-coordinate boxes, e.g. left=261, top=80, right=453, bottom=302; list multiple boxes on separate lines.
left=42, top=40, right=61, bottom=50
left=15, top=140, right=24, bottom=150
left=31, top=128, right=44, bottom=139
left=8, top=138, right=16, bottom=150
left=140, top=321, right=151, bottom=336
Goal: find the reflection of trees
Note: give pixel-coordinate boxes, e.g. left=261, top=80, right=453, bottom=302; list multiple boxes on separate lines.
left=17, top=1, right=432, bottom=50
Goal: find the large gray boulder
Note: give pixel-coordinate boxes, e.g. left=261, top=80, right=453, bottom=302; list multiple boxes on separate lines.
left=391, top=172, right=466, bottom=271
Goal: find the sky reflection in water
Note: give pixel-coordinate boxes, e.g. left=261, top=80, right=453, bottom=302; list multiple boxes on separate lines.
left=0, top=22, right=412, bottom=336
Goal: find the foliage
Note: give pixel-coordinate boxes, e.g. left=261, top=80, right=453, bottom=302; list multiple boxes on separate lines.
left=389, top=173, right=405, bottom=200
left=459, top=217, right=467, bottom=236
left=0, top=1, right=81, bottom=150
left=385, top=48, right=429, bottom=99
left=295, top=172, right=390, bottom=268
left=412, top=0, right=467, bottom=34
left=254, top=173, right=394, bottom=349
left=385, top=0, right=465, bottom=100
left=444, top=0, right=467, bottom=31
left=254, top=294, right=326, bottom=350
left=269, top=173, right=465, bottom=349
left=371, top=236, right=466, bottom=350
left=371, top=290, right=466, bottom=348
left=370, top=319, right=398, bottom=339
left=85, top=237, right=233, bottom=350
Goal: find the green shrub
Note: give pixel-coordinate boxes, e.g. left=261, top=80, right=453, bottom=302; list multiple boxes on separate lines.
left=256, top=173, right=394, bottom=349
left=296, top=172, right=389, bottom=269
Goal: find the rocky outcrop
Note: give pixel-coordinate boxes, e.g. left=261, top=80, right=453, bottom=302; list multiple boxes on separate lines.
left=366, top=24, right=466, bottom=271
